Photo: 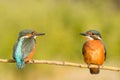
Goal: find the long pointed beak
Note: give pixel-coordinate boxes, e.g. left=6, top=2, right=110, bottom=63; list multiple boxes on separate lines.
left=80, top=33, right=87, bottom=36
left=36, top=33, right=45, bottom=36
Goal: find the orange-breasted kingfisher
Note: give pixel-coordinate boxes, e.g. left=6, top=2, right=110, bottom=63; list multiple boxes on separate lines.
left=80, top=30, right=106, bottom=74
left=13, top=29, right=45, bottom=69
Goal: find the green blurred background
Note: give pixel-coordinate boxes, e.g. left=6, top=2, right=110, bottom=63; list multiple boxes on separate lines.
left=0, top=0, right=120, bottom=80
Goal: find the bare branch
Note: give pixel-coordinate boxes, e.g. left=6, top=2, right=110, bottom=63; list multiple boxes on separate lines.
left=0, top=59, right=120, bottom=72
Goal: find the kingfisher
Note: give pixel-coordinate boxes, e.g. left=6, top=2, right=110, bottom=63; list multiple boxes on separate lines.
left=13, top=29, right=45, bottom=69
left=80, top=30, right=106, bottom=74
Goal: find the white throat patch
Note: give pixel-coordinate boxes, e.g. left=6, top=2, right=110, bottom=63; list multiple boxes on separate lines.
left=86, top=36, right=94, bottom=40
left=34, top=36, right=37, bottom=39
left=86, top=36, right=102, bottom=40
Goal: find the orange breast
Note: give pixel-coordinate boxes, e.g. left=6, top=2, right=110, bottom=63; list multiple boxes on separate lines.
left=24, top=44, right=36, bottom=62
left=83, top=40, right=105, bottom=65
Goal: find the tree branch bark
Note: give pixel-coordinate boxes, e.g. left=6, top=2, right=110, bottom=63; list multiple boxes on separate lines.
left=0, top=59, right=120, bottom=72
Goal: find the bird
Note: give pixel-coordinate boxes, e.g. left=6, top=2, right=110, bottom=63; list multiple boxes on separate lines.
left=80, top=30, right=106, bottom=74
left=13, top=29, right=45, bottom=69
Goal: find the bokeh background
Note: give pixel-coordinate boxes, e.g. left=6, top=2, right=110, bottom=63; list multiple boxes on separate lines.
left=0, top=0, right=120, bottom=80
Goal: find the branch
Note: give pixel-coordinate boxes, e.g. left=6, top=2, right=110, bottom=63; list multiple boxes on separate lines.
left=0, top=59, right=120, bottom=72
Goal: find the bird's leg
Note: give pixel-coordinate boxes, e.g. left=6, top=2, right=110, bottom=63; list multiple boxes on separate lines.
left=87, top=64, right=91, bottom=69
left=30, top=59, right=34, bottom=63
left=24, top=60, right=29, bottom=64
left=24, top=57, right=30, bottom=63
left=98, top=65, right=100, bottom=69
left=24, top=58, right=34, bottom=63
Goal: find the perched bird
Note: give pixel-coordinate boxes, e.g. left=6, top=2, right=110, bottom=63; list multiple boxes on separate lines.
left=80, top=30, right=106, bottom=74
left=13, top=29, right=45, bottom=69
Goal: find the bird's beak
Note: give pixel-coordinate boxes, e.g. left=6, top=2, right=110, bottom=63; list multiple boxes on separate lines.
left=36, top=33, right=45, bottom=36
left=80, top=32, right=87, bottom=36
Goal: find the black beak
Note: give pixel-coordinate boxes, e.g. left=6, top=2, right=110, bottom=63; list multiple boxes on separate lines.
left=36, top=33, right=45, bottom=36
left=80, top=32, right=87, bottom=36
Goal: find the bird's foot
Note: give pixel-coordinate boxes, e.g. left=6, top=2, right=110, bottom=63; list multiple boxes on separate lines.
left=30, top=59, right=34, bottom=63
left=98, top=65, right=101, bottom=69
left=87, top=64, right=91, bottom=69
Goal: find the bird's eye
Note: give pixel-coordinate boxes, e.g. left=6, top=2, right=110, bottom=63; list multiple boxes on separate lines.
left=87, top=32, right=92, bottom=35
left=32, top=31, right=37, bottom=35
left=31, top=32, right=34, bottom=35
left=92, top=33, right=95, bottom=35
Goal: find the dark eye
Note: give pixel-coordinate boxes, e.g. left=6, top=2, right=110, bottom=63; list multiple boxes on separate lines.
left=31, top=32, right=35, bottom=35
left=92, top=33, right=95, bottom=35
left=87, top=32, right=92, bottom=35
left=32, top=31, right=37, bottom=35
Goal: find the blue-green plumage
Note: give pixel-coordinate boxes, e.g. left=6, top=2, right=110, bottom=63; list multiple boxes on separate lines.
left=13, top=37, right=25, bottom=69
left=13, top=37, right=35, bottom=69
left=22, top=37, right=36, bottom=59
left=13, top=29, right=45, bottom=69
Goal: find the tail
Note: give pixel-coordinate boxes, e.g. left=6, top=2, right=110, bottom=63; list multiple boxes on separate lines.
left=90, top=68, right=100, bottom=74
left=16, top=59, right=25, bottom=69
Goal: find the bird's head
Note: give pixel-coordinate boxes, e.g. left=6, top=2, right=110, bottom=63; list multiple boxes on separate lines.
left=80, top=30, right=102, bottom=40
left=18, top=29, right=45, bottom=39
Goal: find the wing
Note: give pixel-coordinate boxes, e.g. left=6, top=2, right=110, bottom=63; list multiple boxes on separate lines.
left=82, top=43, right=86, bottom=55
left=21, top=38, right=36, bottom=59
left=101, top=41, right=107, bottom=61
left=104, top=44, right=107, bottom=61
left=13, top=42, right=17, bottom=59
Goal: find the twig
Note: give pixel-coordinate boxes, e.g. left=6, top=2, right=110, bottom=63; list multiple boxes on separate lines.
left=0, top=59, right=120, bottom=71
